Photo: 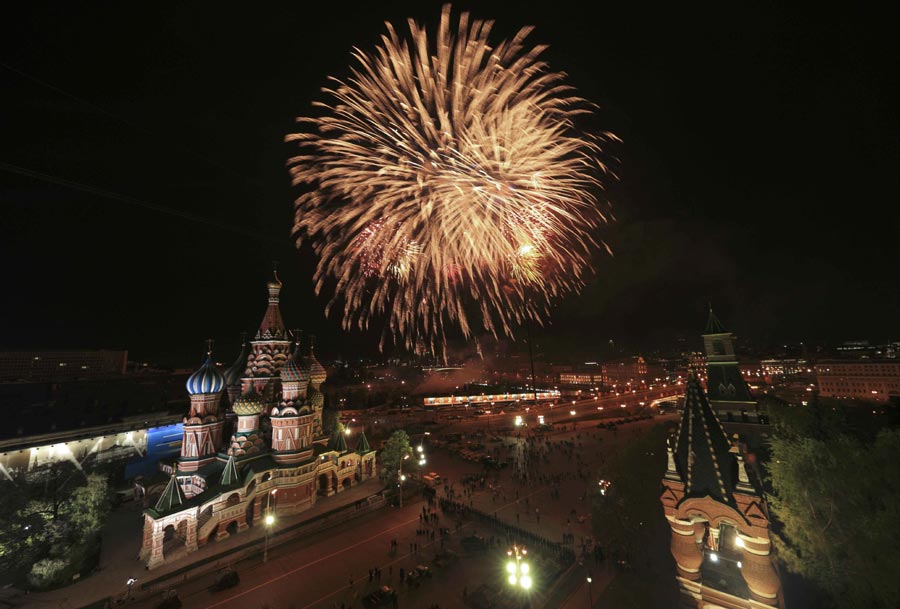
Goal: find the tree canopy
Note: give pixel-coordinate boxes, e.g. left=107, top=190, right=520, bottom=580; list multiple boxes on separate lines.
left=379, top=429, right=413, bottom=483
left=767, top=401, right=900, bottom=609
left=0, top=463, right=111, bottom=589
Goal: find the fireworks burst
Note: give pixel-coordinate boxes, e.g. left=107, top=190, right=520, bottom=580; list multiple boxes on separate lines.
left=286, top=4, right=617, bottom=356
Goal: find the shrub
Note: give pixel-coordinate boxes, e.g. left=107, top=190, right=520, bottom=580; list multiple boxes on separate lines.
left=28, top=558, right=68, bottom=589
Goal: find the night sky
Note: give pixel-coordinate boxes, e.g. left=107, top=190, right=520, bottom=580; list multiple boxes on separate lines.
left=2, top=3, right=897, bottom=366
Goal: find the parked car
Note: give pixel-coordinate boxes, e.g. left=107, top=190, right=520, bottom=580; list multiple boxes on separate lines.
left=363, top=586, right=397, bottom=609
left=156, top=590, right=181, bottom=609
left=461, top=534, right=488, bottom=552
left=211, top=568, right=240, bottom=592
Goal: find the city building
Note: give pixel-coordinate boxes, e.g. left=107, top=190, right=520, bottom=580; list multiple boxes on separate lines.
left=660, top=376, right=784, bottom=608
left=815, top=360, right=900, bottom=402
left=702, top=309, right=758, bottom=421
left=600, top=355, right=665, bottom=387
left=0, top=349, right=127, bottom=382
left=138, top=273, right=377, bottom=569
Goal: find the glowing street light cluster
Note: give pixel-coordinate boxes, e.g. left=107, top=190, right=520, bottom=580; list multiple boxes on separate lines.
left=598, top=479, right=611, bottom=496
left=506, top=544, right=532, bottom=589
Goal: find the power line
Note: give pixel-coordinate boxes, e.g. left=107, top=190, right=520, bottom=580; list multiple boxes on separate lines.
left=0, top=160, right=288, bottom=245
left=0, top=61, right=256, bottom=179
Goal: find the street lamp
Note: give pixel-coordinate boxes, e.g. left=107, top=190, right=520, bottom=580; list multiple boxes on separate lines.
left=398, top=452, right=411, bottom=507
left=506, top=544, right=532, bottom=590
left=586, top=576, right=593, bottom=608
left=264, top=513, right=275, bottom=562
left=126, top=577, right=137, bottom=600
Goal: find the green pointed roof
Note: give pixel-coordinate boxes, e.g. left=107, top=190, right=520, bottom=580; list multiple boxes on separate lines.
left=220, top=455, right=241, bottom=486
left=704, top=305, right=727, bottom=334
left=356, top=430, right=372, bottom=453
left=331, top=430, right=349, bottom=453
left=672, top=375, right=735, bottom=504
left=155, top=474, right=186, bottom=513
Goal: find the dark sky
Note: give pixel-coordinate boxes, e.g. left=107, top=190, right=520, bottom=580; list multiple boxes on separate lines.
left=2, top=2, right=898, bottom=366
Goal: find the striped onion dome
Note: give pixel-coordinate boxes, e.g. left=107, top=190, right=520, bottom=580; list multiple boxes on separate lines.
left=232, top=386, right=264, bottom=416
left=303, top=345, right=327, bottom=388
left=186, top=355, right=225, bottom=395
left=281, top=355, right=310, bottom=384
left=307, top=387, right=324, bottom=410
left=224, top=340, right=249, bottom=386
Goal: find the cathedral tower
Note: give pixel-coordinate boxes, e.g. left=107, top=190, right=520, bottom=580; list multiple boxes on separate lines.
left=179, top=342, right=226, bottom=472
left=271, top=331, right=315, bottom=464
left=242, top=270, right=292, bottom=405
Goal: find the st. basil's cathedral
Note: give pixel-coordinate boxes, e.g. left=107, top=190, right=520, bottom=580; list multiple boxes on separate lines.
left=139, top=273, right=377, bottom=569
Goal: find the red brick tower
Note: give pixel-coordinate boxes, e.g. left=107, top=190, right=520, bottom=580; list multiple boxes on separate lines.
left=660, top=376, right=783, bottom=608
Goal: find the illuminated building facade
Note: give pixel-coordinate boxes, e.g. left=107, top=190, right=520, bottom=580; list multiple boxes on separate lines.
left=661, top=376, right=784, bottom=608
left=815, top=360, right=900, bottom=402
left=139, top=274, right=376, bottom=569
left=0, top=349, right=128, bottom=382
left=423, top=389, right=560, bottom=406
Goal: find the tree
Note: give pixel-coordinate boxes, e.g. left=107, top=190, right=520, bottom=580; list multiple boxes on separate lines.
left=0, top=468, right=111, bottom=588
left=322, top=406, right=342, bottom=437
left=592, top=423, right=672, bottom=565
left=590, top=423, right=679, bottom=609
left=380, top=429, right=412, bottom=483
left=67, top=474, right=110, bottom=538
left=768, top=402, right=900, bottom=609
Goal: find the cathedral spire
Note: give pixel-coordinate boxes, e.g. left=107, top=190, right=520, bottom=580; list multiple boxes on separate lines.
left=255, top=268, right=287, bottom=340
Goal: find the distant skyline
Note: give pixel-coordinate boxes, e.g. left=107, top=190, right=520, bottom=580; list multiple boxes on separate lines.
left=2, top=3, right=897, bottom=365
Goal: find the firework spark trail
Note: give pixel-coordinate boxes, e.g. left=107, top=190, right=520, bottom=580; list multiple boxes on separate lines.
left=286, top=4, right=618, bottom=356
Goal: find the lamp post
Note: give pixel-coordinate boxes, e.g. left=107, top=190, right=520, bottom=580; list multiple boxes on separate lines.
left=398, top=452, right=410, bottom=507
left=126, top=577, right=137, bottom=600
left=506, top=544, right=532, bottom=590
left=263, top=513, right=275, bottom=562
left=263, top=489, right=277, bottom=563
left=586, top=576, right=593, bottom=608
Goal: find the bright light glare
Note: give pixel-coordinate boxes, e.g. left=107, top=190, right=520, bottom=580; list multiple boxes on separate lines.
left=709, top=552, right=718, bottom=563
left=520, top=575, right=532, bottom=589
left=508, top=574, right=518, bottom=585
left=520, top=563, right=529, bottom=574
left=265, top=515, right=275, bottom=526
left=506, top=562, right=517, bottom=574
left=735, top=537, right=745, bottom=548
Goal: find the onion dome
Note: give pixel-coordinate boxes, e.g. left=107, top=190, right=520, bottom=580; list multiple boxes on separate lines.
left=186, top=346, right=225, bottom=395
left=224, top=336, right=249, bottom=387
left=303, top=335, right=327, bottom=388
left=308, top=387, right=324, bottom=410
left=281, top=354, right=310, bottom=384
left=232, top=386, right=264, bottom=416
